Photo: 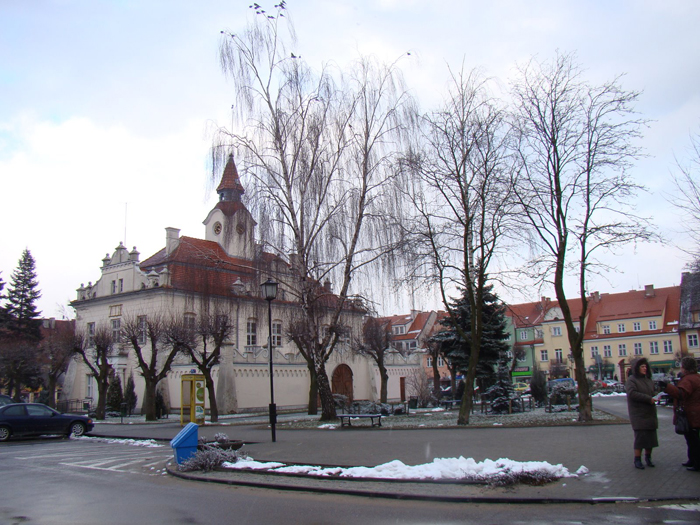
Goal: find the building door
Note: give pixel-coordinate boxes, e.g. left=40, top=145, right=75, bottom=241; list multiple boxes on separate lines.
left=331, top=364, right=353, bottom=403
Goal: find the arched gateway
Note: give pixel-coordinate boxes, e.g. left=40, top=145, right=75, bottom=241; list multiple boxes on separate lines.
left=332, top=364, right=354, bottom=403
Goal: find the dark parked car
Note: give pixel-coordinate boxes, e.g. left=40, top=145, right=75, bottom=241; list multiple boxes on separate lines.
left=0, top=403, right=94, bottom=442
left=0, top=395, right=13, bottom=407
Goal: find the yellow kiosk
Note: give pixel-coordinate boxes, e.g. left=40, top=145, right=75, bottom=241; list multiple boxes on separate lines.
left=180, top=373, right=206, bottom=426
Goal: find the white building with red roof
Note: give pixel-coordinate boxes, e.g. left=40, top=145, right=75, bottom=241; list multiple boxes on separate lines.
left=63, top=155, right=411, bottom=415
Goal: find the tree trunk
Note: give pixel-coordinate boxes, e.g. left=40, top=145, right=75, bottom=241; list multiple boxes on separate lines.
left=203, top=370, right=218, bottom=422
left=96, top=378, right=108, bottom=420
left=307, top=361, right=318, bottom=415
left=379, top=364, right=389, bottom=403
left=457, top=346, right=481, bottom=425
left=573, top=352, right=592, bottom=421
left=432, top=359, right=441, bottom=397
left=46, top=376, right=57, bottom=409
left=317, top=361, right=337, bottom=421
left=142, top=379, right=157, bottom=421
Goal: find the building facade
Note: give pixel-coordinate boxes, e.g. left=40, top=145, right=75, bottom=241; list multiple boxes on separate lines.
left=63, top=155, right=420, bottom=414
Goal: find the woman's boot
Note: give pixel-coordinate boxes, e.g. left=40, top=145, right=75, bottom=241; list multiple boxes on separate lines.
left=645, top=455, right=655, bottom=467
left=634, top=457, right=645, bottom=469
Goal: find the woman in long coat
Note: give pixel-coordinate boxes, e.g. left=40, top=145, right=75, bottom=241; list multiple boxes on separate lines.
left=662, top=356, right=700, bottom=471
left=625, top=357, right=658, bottom=469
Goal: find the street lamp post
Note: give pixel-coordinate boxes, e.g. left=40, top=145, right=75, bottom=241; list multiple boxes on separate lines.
left=261, top=278, right=278, bottom=442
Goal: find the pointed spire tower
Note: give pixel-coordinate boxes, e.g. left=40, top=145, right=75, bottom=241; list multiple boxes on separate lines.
left=203, top=152, right=256, bottom=259
left=217, top=153, right=245, bottom=203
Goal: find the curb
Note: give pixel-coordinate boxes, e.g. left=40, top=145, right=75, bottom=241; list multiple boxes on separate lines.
left=164, top=463, right=700, bottom=505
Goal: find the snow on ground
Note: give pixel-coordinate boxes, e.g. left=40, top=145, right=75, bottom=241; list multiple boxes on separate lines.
left=72, top=435, right=164, bottom=447
left=591, top=392, right=626, bottom=397
left=222, top=456, right=584, bottom=484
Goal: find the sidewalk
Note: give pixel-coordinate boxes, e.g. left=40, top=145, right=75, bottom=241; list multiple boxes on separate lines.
left=90, top=405, right=700, bottom=503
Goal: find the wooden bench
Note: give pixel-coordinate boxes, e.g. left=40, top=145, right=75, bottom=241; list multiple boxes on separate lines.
left=337, top=413, right=382, bottom=427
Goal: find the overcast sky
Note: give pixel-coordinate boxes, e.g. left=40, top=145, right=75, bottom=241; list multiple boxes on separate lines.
left=1, top=0, right=699, bottom=318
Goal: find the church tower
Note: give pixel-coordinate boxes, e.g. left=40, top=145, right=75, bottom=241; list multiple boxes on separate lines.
left=203, top=154, right=256, bottom=259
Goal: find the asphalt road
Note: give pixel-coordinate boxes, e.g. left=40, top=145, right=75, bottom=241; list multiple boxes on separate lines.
left=0, top=422, right=699, bottom=524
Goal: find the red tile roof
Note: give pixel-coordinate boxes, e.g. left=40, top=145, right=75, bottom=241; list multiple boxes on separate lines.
left=217, top=154, right=245, bottom=195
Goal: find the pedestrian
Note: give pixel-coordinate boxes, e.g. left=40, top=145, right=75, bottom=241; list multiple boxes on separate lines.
left=625, top=357, right=658, bottom=469
left=660, top=356, right=700, bottom=472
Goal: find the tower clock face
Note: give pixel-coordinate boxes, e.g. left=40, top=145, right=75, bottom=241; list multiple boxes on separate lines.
left=213, top=222, right=222, bottom=235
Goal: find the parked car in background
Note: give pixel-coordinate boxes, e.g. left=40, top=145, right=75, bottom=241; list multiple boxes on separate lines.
left=0, top=403, right=94, bottom=442
left=513, top=382, right=530, bottom=393
left=0, top=395, right=13, bottom=407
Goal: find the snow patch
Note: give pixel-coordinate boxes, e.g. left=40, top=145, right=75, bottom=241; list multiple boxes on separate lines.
left=72, top=436, right=163, bottom=447
left=222, top=456, right=580, bottom=484
left=317, top=424, right=337, bottom=430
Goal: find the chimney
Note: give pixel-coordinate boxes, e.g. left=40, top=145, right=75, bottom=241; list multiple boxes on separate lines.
left=323, top=279, right=332, bottom=293
left=165, top=227, right=180, bottom=255
left=644, top=284, right=655, bottom=298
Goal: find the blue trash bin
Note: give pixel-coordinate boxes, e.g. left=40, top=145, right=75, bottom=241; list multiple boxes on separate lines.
left=170, top=422, right=199, bottom=465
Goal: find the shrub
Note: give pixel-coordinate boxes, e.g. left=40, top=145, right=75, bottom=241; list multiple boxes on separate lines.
left=179, top=445, right=247, bottom=473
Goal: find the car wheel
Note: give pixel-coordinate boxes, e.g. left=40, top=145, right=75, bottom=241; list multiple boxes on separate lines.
left=69, top=422, right=86, bottom=437
left=0, top=425, right=10, bottom=442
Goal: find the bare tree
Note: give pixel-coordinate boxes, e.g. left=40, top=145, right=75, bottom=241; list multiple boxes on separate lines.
left=671, top=131, right=700, bottom=265
left=167, top=311, right=233, bottom=423
left=401, top=67, right=517, bottom=424
left=216, top=6, right=410, bottom=420
left=510, top=52, right=651, bottom=422
left=38, top=321, right=77, bottom=408
left=353, top=316, right=393, bottom=403
left=74, top=326, right=113, bottom=420
left=122, top=314, right=182, bottom=421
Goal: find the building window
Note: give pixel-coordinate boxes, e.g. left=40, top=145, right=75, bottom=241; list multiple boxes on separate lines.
left=271, top=322, right=283, bottom=347
left=111, top=319, right=121, bottom=343
left=184, top=313, right=196, bottom=333
left=86, top=375, right=93, bottom=399
left=687, top=334, right=699, bottom=348
left=536, top=329, right=544, bottom=338
left=119, top=278, right=124, bottom=293
left=602, top=325, right=610, bottom=335
left=246, top=319, right=257, bottom=346
left=517, top=352, right=527, bottom=362
left=437, top=356, right=445, bottom=367
left=618, top=344, right=627, bottom=357
left=552, top=326, right=562, bottom=336
left=617, top=323, right=626, bottom=333
left=520, top=330, right=528, bottom=340
left=109, top=304, right=122, bottom=317
left=650, top=341, right=659, bottom=355
left=590, top=346, right=599, bottom=358
left=87, top=322, right=95, bottom=346
left=393, top=325, right=405, bottom=335
left=603, top=345, right=612, bottom=358
left=137, top=315, right=147, bottom=345
left=649, top=320, right=657, bottom=330
left=634, top=342, right=643, bottom=356
left=111, top=280, right=117, bottom=294
left=633, top=322, right=641, bottom=332
left=426, top=356, right=433, bottom=367
left=408, top=341, right=417, bottom=350
left=540, top=350, right=549, bottom=362
left=554, top=348, right=563, bottom=362
left=663, top=340, right=673, bottom=354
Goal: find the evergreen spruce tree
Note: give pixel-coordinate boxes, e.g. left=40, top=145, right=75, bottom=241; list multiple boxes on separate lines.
left=1, top=251, right=43, bottom=400
left=106, top=374, right=124, bottom=412
left=484, top=358, right=516, bottom=413
left=124, top=373, right=138, bottom=416
left=431, top=284, right=510, bottom=388
left=5, top=249, right=42, bottom=340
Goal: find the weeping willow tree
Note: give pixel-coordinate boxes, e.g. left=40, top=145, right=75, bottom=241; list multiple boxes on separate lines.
left=213, top=4, right=413, bottom=420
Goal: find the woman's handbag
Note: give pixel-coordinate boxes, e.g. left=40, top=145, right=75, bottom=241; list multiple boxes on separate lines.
left=675, top=406, right=690, bottom=435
